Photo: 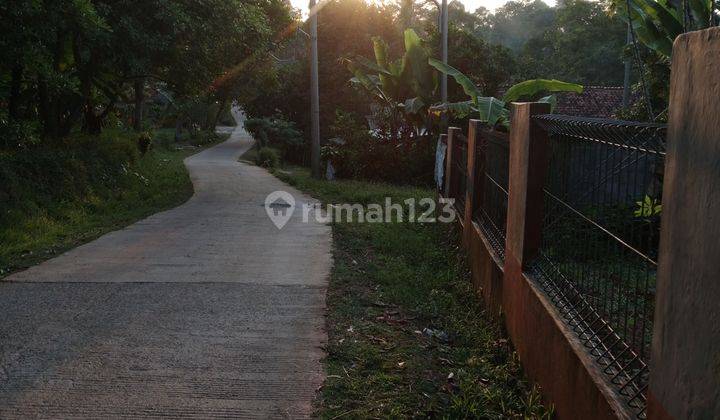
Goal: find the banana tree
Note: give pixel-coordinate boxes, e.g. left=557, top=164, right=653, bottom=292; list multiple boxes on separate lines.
left=612, top=0, right=716, bottom=58
left=346, top=29, right=438, bottom=138
left=428, top=58, right=583, bottom=128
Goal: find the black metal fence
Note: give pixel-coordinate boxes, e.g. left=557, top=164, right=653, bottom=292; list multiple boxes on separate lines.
left=529, top=115, right=666, bottom=418
left=472, top=129, right=510, bottom=262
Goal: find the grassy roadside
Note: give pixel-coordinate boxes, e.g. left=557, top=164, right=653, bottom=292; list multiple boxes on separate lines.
left=273, top=167, right=552, bottom=418
left=0, top=130, right=228, bottom=279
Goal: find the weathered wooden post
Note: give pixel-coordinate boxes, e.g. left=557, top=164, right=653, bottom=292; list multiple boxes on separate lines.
left=463, top=120, right=481, bottom=245
left=647, top=27, right=720, bottom=420
left=504, top=102, right=550, bottom=268
left=447, top=127, right=463, bottom=214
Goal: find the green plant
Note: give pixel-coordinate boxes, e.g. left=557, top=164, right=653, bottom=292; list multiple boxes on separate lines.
left=137, top=131, right=153, bottom=155
left=428, top=59, right=583, bottom=128
left=345, top=29, right=438, bottom=137
left=256, top=147, right=280, bottom=168
left=322, top=111, right=435, bottom=185
left=612, top=0, right=716, bottom=58
left=244, top=116, right=305, bottom=162
left=634, top=194, right=662, bottom=217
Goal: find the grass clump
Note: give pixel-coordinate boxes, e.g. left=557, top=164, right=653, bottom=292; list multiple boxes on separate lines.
left=0, top=129, right=227, bottom=278
left=256, top=147, right=281, bottom=168
left=273, top=167, right=552, bottom=418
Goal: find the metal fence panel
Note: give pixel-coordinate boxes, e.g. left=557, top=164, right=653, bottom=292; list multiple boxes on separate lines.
left=473, top=129, right=510, bottom=262
left=530, top=114, right=666, bottom=419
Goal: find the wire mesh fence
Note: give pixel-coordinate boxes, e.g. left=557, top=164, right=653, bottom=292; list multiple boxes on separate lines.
left=529, top=114, right=666, bottom=418
left=472, top=128, right=510, bottom=262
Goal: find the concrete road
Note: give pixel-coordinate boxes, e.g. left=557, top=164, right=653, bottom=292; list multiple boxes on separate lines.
left=0, top=115, right=331, bottom=418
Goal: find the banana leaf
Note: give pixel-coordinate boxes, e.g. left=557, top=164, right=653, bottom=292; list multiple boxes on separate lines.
left=502, top=79, right=583, bottom=103
left=473, top=97, right=508, bottom=126
left=632, top=0, right=683, bottom=37
left=403, top=29, right=436, bottom=100
left=428, top=58, right=482, bottom=102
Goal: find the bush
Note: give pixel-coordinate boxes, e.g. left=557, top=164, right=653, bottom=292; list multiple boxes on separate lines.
left=256, top=147, right=281, bottom=168
left=322, top=111, right=435, bottom=185
left=137, top=131, right=153, bottom=155
left=0, top=112, right=40, bottom=150
left=189, top=130, right=220, bottom=146
left=0, top=130, right=140, bottom=215
left=244, top=116, right=305, bottom=163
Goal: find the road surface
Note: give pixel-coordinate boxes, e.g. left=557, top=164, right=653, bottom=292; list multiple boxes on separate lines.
left=0, top=113, right=331, bottom=418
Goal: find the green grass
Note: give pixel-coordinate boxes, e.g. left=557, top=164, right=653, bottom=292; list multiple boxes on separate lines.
left=273, top=167, right=552, bottom=419
left=0, top=130, right=227, bottom=278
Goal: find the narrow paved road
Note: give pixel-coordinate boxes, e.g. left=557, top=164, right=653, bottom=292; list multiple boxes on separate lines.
left=0, top=115, right=331, bottom=418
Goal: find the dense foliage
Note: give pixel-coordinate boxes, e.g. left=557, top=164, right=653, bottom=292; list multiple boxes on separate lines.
left=243, top=0, right=643, bottom=185
left=0, top=0, right=292, bottom=146
left=244, top=117, right=305, bottom=164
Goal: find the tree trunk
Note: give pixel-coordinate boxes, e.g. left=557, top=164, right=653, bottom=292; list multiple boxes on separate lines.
left=133, top=78, right=145, bottom=132
left=9, top=64, right=23, bottom=120
left=73, top=32, right=101, bottom=135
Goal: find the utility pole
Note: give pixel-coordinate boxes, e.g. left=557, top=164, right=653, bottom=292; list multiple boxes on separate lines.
left=440, top=0, right=448, bottom=105
left=309, top=0, right=321, bottom=179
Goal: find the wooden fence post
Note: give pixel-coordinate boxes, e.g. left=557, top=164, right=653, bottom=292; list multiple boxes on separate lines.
left=504, top=102, right=551, bottom=268
left=647, top=27, right=720, bottom=420
left=447, top=127, right=463, bottom=222
left=463, top=120, right=481, bottom=244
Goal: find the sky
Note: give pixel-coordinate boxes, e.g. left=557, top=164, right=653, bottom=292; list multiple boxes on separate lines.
left=290, top=0, right=556, bottom=15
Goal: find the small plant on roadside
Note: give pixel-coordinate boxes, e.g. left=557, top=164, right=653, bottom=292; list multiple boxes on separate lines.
left=256, top=147, right=280, bottom=168
left=137, top=131, right=153, bottom=155
left=244, top=116, right=305, bottom=163
left=322, top=111, right=435, bottom=185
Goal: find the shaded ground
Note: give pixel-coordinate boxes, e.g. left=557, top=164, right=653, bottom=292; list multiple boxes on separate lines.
left=0, top=117, right=331, bottom=418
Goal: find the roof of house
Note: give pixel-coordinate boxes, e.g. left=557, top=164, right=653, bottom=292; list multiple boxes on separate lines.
left=497, top=86, right=629, bottom=119
left=553, top=86, right=628, bottom=118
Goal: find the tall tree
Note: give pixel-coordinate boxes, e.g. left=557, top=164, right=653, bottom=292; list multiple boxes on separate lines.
left=517, top=0, right=627, bottom=85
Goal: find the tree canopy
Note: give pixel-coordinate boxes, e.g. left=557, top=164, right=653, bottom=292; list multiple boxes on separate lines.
left=0, top=0, right=293, bottom=145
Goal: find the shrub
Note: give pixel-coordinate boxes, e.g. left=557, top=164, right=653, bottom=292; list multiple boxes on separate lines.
left=137, top=131, right=153, bottom=155
left=322, top=111, right=435, bottom=185
left=0, top=112, right=40, bottom=150
left=256, top=147, right=281, bottom=168
left=189, top=130, right=220, bottom=146
left=244, top=116, right=305, bottom=163
left=0, top=131, right=140, bottom=215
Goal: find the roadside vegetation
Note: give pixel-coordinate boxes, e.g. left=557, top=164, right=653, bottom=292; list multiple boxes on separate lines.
left=274, top=167, right=552, bottom=418
left=0, top=129, right=228, bottom=278
left=1, top=0, right=290, bottom=278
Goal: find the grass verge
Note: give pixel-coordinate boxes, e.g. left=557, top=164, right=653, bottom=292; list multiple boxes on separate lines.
left=0, top=130, right=228, bottom=278
left=273, top=167, right=552, bottom=418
